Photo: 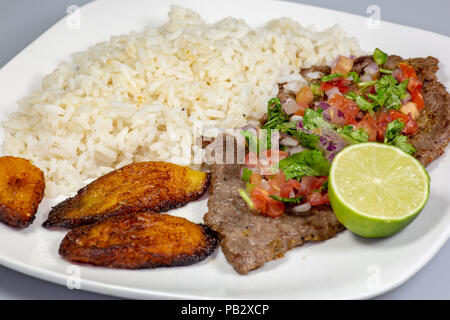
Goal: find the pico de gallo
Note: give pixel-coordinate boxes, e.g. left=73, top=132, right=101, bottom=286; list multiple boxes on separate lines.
left=239, top=48, right=424, bottom=218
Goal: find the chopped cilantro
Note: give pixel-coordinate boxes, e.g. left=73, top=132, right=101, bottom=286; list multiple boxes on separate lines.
left=390, top=135, right=416, bottom=155
left=357, top=80, right=377, bottom=91
left=241, top=167, right=253, bottom=182
left=303, top=108, right=334, bottom=130
left=269, top=194, right=304, bottom=203
left=348, top=71, right=361, bottom=83
left=337, top=125, right=369, bottom=144
left=298, top=131, right=320, bottom=149
left=368, top=75, right=409, bottom=110
left=321, top=73, right=345, bottom=82
left=355, top=95, right=377, bottom=111
left=384, top=119, right=404, bottom=143
left=263, top=97, right=289, bottom=129
left=278, top=150, right=330, bottom=181
left=379, top=68, right=393, bottom=74
left=373, top=48, right=388, bottom=65
left=383, top=119, right=416, bottom=154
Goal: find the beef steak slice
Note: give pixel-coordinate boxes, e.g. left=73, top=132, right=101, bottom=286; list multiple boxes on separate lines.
left=204, top=161, right=344, bottom=275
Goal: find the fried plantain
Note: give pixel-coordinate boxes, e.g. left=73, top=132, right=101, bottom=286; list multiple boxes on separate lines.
left=0, top=156, right=45, bottom=228
left=59, top=211, right=218, bottom=269
left=43, top=161, right=209, bottom=228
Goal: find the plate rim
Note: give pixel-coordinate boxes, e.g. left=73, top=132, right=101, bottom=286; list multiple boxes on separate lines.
left=0, top=0, right=449, bottom=300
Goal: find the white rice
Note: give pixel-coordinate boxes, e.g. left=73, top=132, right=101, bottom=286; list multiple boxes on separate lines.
left=2, top=6, right=362, bottom=197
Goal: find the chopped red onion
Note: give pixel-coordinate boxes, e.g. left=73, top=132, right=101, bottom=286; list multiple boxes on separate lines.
left=241, top=124, right=257, bottom=133
left=323, top=106, right=346, bottom=125
left=281, top=97, right=299, bottom=115
left=360, top=74, right=373, bottom=82
left=315, top=101, right=331, bottom=111
left=289, top=190, right=296, bottom=198
left=364, top=62, right=379, bottom=76
left=356, top=111, right=365, bottom=121
left=325, top=87, right=341, bottom=99
left=401, top=93, right=412, bottom=105
left=261, top=179, right=270, bottom=191
left=290, top=202, right=311, bottom=213
left=283, top=80, right=305, bottom=94
left=280, top=136, right=299, bottom=146
left=305, top=71, right=323, bottom=79
left=393, top=68, right=403, bottom=82
left=289, top=115, right=303, bottom=122
left=288, top=145, right=304, bottom=155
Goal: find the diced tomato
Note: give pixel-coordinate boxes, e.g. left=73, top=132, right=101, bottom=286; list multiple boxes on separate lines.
left=279, top=179, right=302, bottom=198
left=294, top=102, right=309, bottom=116
left=267, top=170, right=286, bottom=196
left=355, top=114, right=378, bottom=141
left=407, top=77, right=422, bottom=92
left=410, top=89, right=425, bottom=110
left=376, top=109, right=418, bottom=139
left=266, top=198, right=285, bottom=218
left=300, top=176, right=328, bottom=195
left=398, top=63, right=417, bottom=79
left=251, top=185, right=285, bottom=218
left=332, top=56, right=354, bottom=74
left=398, top=63, right=425, bottom=110
left=320, top=78, right=351, bottom=94
left=245, top=151, right=258, bottom=168
left=250, top=172, right=262, bottom=185
left=328, top=94, right=360, bottom=125
left=251, top=186, right=270, bottom=214
left=307, top=191, right=330, bottom=206
left=402, top=112, right=419, bottom=135
left=263, top=150, right=288, bottom=164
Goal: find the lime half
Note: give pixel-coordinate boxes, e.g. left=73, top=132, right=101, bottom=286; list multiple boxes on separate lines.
left=328, top=143, right=430, bottom=238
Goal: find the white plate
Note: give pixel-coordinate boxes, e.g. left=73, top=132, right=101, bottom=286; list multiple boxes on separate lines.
left=0, top=0, right=449, bottom=300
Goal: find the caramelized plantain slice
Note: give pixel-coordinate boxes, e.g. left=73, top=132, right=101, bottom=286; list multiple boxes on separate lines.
left=43, top=161, right=209, bottom=228
left=59, top=212, right=218, bottom=269
left=0, top=156, right=45, bottom=228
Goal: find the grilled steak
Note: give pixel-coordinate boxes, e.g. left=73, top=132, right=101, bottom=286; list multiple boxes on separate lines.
left=204, top=139, right=344, bottom=275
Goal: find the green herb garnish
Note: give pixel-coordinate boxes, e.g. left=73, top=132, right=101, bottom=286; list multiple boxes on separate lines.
left=298, top=131, right=320, bottom=149
left=384, top=119, right=405, bottom=143
left=310, top=83, right=324, bottom=97
left=263, top=97, right=289, bottom=129
left=321, top=73, right=345, bottom=82
left=368, top=75, right=409, bottom=110
left=241, top=167, right=253, bottom=182
left=379, top=68, right=393, bottom=74
left=303, top=108, right=334, bottom=130
left=238, top=188, right=255, bottom=210
left=337, top=125, right=369, bottom=144
left=383, top=119, right=416, bottom=154
left=277, top=150, right=330, bottom=181
left=373, top=48, right=388, bottom=65
left=389, top=135, right=416, bottom=155
left=269, top=194, right=304, bottom=203
left=348, top=71, right=361, bottom=83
